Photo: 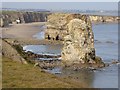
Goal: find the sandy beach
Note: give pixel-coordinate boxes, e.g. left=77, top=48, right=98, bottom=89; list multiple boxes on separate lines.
left=2, top=22, right=45, bottom=39
left=1, top=22, right=62, bottom=45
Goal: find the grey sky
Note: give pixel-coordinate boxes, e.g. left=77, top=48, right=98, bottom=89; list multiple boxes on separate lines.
left=2, top=2, right=118, bottom=10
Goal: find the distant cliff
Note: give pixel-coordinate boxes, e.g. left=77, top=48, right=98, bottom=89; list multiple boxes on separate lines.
left=0, top=11, right=50, bottom=27
left=89, top=15, right=119, bottom=23
left=0, top=11, right=119, bottom=27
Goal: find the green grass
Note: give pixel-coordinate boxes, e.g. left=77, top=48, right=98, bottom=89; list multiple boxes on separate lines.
left=2, top=57, right=89, bottom=88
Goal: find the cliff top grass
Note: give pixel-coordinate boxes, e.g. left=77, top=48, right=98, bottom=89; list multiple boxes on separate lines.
left=2, top=57, right=91, bottom=88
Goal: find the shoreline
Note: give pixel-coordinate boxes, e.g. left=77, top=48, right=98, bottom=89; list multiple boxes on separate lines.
left=2, top=20, right=119, bottom=88
left=2, top=21, right=118, bottom=46
left=2, top=22, right=46, bottom=39
left=2, top=21, right=118, bottom=64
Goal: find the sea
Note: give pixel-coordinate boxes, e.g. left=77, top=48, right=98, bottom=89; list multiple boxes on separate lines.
left=23, top=19, right=119, bottom=88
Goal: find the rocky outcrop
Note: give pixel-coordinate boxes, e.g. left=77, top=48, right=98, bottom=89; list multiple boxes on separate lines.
left=45, top=13, right=68, bottom=41
left=89, top=15, right=118, bottom=23
left=45, top=13, right=104, bottom=67
left=0, top=11, right=50, bottom=27
left=45, top=13, right=119, bottom=41
left=61, top=18, right=96, bottom=65
left=2, top=39, right=27, bottom=64
left=45, top=13, right=91, bottom=41
left=0, top=16, right=9, bottom=27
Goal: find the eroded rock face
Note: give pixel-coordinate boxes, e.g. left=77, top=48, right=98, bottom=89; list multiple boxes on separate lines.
left=89, top=15, right=118, bottom=23
left=45, top=13, right=68, bottom=40
left=45, top=14, right=118, bottom=41
left=61, top=18, right=97, bottom=65
left=1, top=11, right=49, bottom=27
left=45, top=13, right=104, bottom=66
left=0, top=16, right=9, bottom=27
left=45, top=13, right=91, bottom=41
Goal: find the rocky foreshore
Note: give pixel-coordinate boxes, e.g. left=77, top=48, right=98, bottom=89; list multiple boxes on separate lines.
left=1, top=11, right=119, bottom=70
left=1, top=38, right=106, bottom=70
left=2, top=38, right=62, bottom=69
left=2, top=38, right=119, bottom=71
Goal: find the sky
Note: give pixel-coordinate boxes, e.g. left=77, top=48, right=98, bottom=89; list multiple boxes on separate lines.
left=2, top=2, right=118, bottom=10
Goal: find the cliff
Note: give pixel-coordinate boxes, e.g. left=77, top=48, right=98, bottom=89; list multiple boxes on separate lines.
left=89, top=15, right=118, bottom=23
left=46, top=13, right=104, bottom=67
left=45, top=13, right=119, bottom=41
left=1, top=11, right=118, bottom=27
left=0, top=11, right=50, bottom=27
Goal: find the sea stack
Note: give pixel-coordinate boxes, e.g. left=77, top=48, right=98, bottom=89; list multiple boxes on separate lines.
left=46, top=13, right=104, bottom=67
left=62, top=16, right=96, bottom=64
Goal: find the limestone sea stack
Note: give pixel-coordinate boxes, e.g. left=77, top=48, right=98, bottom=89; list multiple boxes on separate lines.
left=46, top=13, right=104, bottom=67
left=62, top=18, right=95, bottom=64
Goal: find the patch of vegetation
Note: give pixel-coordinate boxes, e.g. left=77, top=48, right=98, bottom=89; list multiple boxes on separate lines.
left=12, top=44, right=34, bottom=64
left=2, top=57, right=90, bottom=88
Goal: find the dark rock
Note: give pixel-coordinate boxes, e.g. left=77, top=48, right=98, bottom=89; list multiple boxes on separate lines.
left=111, top=60, right=119, bottom=64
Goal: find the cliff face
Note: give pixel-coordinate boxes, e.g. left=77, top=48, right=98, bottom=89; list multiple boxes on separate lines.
left=45, top=13, right=92, bottom=41
left=1, top=11, right=118, bottom=27
left=45, top=13, right=119, bottom=41
left=62, top=18, right=95, bottom=65
left=45, top=13, right=69, bottom=41
left=46, top=13, right=104, bottom=66
left=0, top=11, right=49, bottom=27
left=89, top=15, right=118, bottom=23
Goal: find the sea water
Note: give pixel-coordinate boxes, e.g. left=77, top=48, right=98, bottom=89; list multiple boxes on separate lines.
left=23, top=23, right=118, bottom=88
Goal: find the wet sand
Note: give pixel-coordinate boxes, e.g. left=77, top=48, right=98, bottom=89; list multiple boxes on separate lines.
left=1, top=22, right=62, bottom=45
left=2, top=22, right=45, bottom=39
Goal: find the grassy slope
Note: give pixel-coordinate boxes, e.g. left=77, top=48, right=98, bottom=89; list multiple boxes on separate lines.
left=2, top=57, right=88, bottom=88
